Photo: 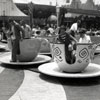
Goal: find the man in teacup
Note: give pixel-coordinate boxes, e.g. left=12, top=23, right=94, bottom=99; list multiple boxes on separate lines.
left=8, top=19, right=25, bottom=62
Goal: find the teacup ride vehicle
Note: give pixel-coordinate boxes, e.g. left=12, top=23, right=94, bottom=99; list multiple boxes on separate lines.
left=37, top=35, right=57, bottom=55
left=8, top=38, right=42, bottom=62
left=38, top=6, right=100, bottom=77
left=90, top=36, right=100, bottom=53
left=0, top=37, right=51, bottom=65
left=50, top=42, right=96, bottom=73
left=39, top=37, right=51, bottom=54
left=39, top=40, right=100, bottom=78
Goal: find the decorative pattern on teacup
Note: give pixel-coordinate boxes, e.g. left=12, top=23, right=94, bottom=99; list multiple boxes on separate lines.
left=53, top=46, right=63, bottom=62
left=77, top=59, right=82, bottom=63
left=79, top=48, right=89, bottom=60
left=86, top=58, right=89, bottom=62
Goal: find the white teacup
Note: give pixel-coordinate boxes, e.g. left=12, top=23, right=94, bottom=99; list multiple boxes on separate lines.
left=39, top=38, right=50, bottom=53
left=8, top=38, right=42, bottom=62
left=51, top=43, right=95, bottom=73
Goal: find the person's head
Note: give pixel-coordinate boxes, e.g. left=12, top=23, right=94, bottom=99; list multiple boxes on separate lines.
left=77, top=19, right=81, bottom=27
left=47, top=30, right=50, bottom=35
left=20, top=20, right=26, bottom=26
left=8, top=18, right=14, bottom=25
left=59, top=25, right=66, bottom=34
left=79, top=28, right=87, bottom=37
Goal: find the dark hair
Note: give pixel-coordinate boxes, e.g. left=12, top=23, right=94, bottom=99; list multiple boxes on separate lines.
left=79, top=28, right=86, bottom=34
left=20, top=20, right=25, bottom=24
left=58, top=26, right=66, bottom=35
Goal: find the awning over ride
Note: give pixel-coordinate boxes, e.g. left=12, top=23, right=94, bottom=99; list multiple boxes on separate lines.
left=0, top=0, right=29, bottom=20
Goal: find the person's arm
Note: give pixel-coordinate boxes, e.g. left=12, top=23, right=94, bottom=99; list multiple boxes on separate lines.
left=88, top=35, right=92, bottom=43
left=69, top=34, right=78, bottom=43
left=28, top=25, right=32, bottom=37
left=28, top=25, right=31, bottom=31
left=17, top=24, right=25, bottom=39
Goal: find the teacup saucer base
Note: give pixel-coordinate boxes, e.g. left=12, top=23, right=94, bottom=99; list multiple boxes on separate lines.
left=0, top=53, right=51, bottom=65
left=38, top=62, right=100, bottom=78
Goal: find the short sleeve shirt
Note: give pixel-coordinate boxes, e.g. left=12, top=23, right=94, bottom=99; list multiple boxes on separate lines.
left=70, top=23, right=78, bottom=32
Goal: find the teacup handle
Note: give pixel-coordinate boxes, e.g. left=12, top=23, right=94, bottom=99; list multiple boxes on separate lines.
left=91, top=43, right=100, bottom=59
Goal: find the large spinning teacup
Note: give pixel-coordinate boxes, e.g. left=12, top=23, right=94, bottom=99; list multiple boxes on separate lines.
left=39, top=38, right=50, bottom=53
left=8, top=38, right=42, bottom=62
left=51, top=43, right=96, bottom=72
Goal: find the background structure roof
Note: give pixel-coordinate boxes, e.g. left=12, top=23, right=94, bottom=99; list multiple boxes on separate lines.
left=0, top=0, right=28, bottom=17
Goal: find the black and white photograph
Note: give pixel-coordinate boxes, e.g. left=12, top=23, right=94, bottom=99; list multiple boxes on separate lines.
left=0, top=0, right=100, bottom=100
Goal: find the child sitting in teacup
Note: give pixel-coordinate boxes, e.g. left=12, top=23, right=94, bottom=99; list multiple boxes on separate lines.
left=79, top=28, right=91, bottom=43
left=58, top=26, right=78, bottom=64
